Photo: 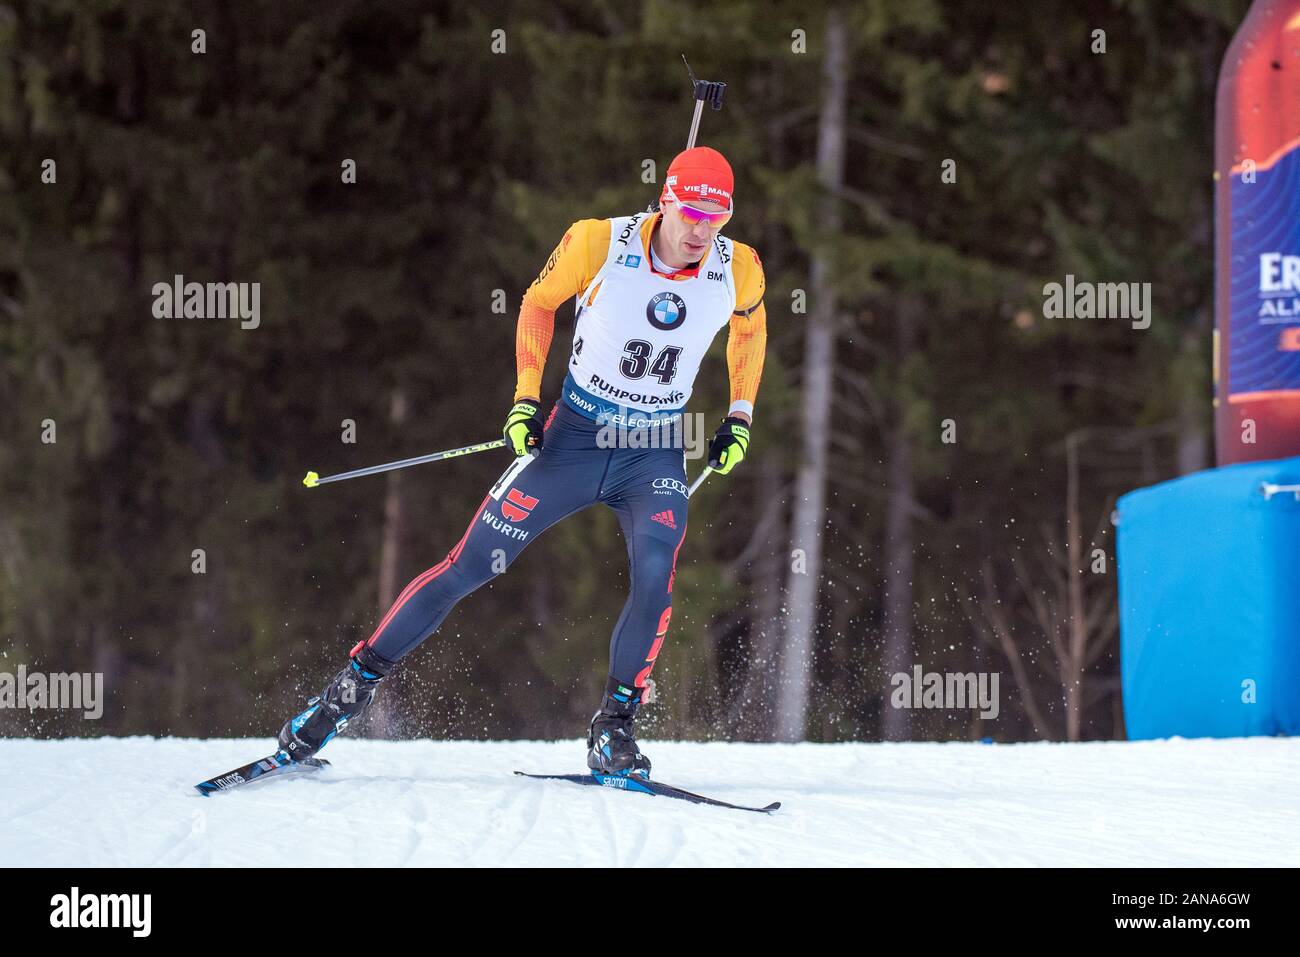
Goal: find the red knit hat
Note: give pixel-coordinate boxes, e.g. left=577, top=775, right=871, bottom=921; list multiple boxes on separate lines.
left=660, top=146, right=734, bottom=210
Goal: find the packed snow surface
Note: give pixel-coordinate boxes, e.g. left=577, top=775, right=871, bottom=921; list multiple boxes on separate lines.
left=2, top=736, right=1296, bottom=867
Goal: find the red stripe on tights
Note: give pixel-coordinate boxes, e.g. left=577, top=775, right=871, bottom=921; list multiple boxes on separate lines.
left=364, top=493, right=492, bottom=647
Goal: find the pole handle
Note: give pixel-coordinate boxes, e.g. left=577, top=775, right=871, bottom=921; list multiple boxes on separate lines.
left=682, top=55, right=726, bottom=111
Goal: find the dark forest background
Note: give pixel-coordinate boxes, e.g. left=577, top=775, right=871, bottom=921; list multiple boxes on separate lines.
left=0, top=0, right=1246, bottom=743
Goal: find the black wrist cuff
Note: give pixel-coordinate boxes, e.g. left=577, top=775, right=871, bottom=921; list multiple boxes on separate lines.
left=352, top=643, right=398, bottom=680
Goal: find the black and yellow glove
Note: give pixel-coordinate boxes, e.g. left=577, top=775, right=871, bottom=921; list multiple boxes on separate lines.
left=707, top=416, right=750, bottom=475
left=504, top=399, right=544, bottom=457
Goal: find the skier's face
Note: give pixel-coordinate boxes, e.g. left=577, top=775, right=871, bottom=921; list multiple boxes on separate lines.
left=660, top=199, right=729, bottom=266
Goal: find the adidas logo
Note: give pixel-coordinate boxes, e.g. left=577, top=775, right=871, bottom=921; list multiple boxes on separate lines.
left=650, top=509, right=677, bottom=530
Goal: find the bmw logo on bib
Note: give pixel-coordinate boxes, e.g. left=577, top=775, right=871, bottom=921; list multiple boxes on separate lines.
left=647, top=292, right=687, bottom=330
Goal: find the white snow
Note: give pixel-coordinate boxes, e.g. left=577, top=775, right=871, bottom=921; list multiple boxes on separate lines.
left=1, top=736, right=1296, bottom=867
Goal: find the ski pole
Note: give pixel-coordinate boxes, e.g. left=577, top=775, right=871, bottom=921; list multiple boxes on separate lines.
left=679, top=57, right=724, bottom=503
left=688, top=466, right=714, bottom=497
left=303, top=438, right=507, bottom=488
left=681, top=55, right=726, bottom=149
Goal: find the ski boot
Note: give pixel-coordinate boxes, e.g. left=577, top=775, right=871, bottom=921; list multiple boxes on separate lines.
left=277, top=643, right=396, bottom=762
left=586, top=677, right=652, bottom=778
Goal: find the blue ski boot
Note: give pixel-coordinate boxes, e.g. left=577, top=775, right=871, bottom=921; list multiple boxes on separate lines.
left=586, top=677, right=651, bottom=778
left=277, top=644, right=396, bottom=761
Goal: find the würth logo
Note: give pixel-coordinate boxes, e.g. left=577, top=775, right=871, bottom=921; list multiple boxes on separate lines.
left=651, top=509, right=677, bottom=530
left=501, top=487, right=539, bottom=523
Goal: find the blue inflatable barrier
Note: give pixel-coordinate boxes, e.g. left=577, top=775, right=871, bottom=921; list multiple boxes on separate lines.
left=1117, top=456, right=1300, bottom=738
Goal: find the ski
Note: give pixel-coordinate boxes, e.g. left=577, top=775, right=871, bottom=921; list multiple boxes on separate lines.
left=194, top=752, right=330, bottom=796
left=514, top=771, right=780, bottom=814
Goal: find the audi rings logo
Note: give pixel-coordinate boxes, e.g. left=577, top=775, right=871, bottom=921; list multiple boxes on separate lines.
left=646, top=292, right=687, bottom=330
left=653, top=478, right=688, bottom=496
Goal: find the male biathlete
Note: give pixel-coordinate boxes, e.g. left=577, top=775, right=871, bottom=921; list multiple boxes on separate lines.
left=276, top=146, right=767, bottom=776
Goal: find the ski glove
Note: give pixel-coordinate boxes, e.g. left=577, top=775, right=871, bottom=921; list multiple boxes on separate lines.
left=707, top=416, right=750, bottom=475
left=504, top=399, right=544, bottom=457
